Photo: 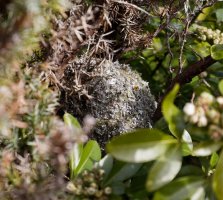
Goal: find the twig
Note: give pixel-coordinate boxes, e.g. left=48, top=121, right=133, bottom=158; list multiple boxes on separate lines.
left=178, top=19, right=190, bottom=74
left=165, top=14, right=174, bottom=72
left=112, top=0, right=154, bottom=17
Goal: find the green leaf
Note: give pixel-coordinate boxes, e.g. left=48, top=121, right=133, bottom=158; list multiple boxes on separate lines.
left=97, top=154, right=114, bottom=179
left=190, top=42, right=211, bottom=58
left=146, top=145, right=182, bottom=191
left=110, top=182, right=126, bottom=195
left=218, top=80, right=223, bottom=95
left=213, top=150, right=223, bottom=200
left=63, top=113, right=81, bottom=129
left=211, top=44, right=223, bottom=60
left=197, top=7, right=211, bottom=21
left=64, top=113, right=84, bottom=179
left=153, top=176, right=205, bottom=200
left=127, top=190, right=148, bottom=200
left=74, top=140, right=101, bottom=175
left=152, top=38, right=163, bottom=53
left=104, top=161, right=141, bottom=185
left=182, top=130, right=193, bottom=156
left=106, top=129, right=177, bottom=163
left=162, top=84, right=180, bottom=124
left=210, top=152, right=219, bottom=168
left=162, top=84, right=184, bottom=138
left=127, top=166, right=149, bottom=194
left=179, top=165, right=204, bottom=177
left=216, top=9, right=223, bottom=22
left=70, top=143, right=83, bottom=179
left=190, top=187, right=205, bottom=200
left=192, top=142, right=222, bottom=157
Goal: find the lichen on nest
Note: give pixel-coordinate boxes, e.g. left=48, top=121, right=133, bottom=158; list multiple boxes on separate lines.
left=60, top=57, right=156, bottom=150
left=45, top=1, right=157, bottom=149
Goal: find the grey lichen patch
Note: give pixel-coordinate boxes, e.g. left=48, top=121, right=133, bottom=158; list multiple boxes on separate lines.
left=61, top=57, right=156, bottom=150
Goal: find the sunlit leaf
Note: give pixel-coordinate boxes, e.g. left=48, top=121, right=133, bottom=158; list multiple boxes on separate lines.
left=97, top=154, right=114, bottom=178
left=152, top=38, right=163, bottom=52
left=74, top=140, right=101, bottom=175
left=70, top=143, right=83, bottom=179
left=211, top=44, right=223, bottom=60
left=64, top=113, right=84, bottom=179
left=213, top=150, right=223, bottom=200
left=162, top=84, right=184, bottom=138
left=190, top=42, right=211, bottom=58
left=146, top=145, right=182, bottom=191
left=63, top=112, right=81, bottom=129
left=210, top=152, right=219, bottom=168
left=197, top=7, right=211, bottom=21
left=182, top=130, right=193, bottom=156
left=216, top=9, right=223, bottom=22
left=190, top=187, right=205, bottom=200
left=218, top=80, right=223, bottom=95
left=106, top=129, right=177, bottom=163
left=153, top=176, right=205, bottom=200
left=192, top=142, right=222, bottom=157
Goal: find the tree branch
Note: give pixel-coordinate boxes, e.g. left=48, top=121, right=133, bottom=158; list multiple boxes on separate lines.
left=152, top=55, right=216, bottom=122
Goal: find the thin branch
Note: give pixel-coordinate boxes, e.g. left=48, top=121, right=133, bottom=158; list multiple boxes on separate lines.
left=178, top=19, right=190, bottom=74
left=152, top=55, right=216, bottom=122
left=112, top=0, right=154, bottom=17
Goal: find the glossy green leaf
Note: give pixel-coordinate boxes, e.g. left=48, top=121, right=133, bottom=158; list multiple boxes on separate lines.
left=162, top=84, right=180, bottom=125
left=70, top=143, right=83, bottom=179
left=106, top=129, right=177, bottom=163
left=146, top=145, right=182, bottom=191
left=162, top=84, right=184, bottom=138
left=110, top=182, right=126, bottom=195
left=197, top=7, right=211, bottom=21
left=74, top=140, right=101, bottom=175
left=104, top=161, right=141, bottom=185
left=63, top=113, right=81, bottom=129
left=190, top=42, right=211, bottom=58
left=218, top=80, right=223, bottom=95
left=153, top=176, right=205, bottom=200
left=211, top=44, right=223, bottom=60
left=64, top=113, right=84, bottom=178
left=97, top=154, right=114, bottom=178
left=216, top=9, right=223, bottom=22
left=127, top=166, right=149, bottom=194
left=190, top=187, right=205, bottom=200
left=179, top=165, right=204, bottom=177
left=192, top=142, right=222, bottom=157
left=213, top=150, right=223, bottom=200
left=210, top=152, right=219, bottom=168
left=182, top=130, right=193, bottom=156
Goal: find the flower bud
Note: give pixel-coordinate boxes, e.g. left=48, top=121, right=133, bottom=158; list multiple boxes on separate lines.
left=217, top=97, right=223, bottom=105
left=200, top=92, right=214, bottom=104
left=183, top=103, right=196, bottom=116
left=198, top=116, right=208, bottom=127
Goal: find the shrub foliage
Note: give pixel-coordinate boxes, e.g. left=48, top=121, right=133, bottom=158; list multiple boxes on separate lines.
left=1, top=0, right=223, bottom=200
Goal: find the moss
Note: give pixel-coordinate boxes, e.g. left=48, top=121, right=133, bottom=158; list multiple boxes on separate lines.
left=26, top=47, right=49, bottom=67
